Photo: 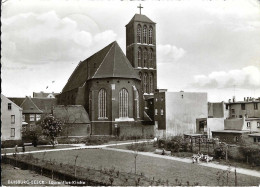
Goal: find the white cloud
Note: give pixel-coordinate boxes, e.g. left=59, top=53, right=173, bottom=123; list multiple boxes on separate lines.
left=193, top=66, right=260, bottom=89
left=2, top=11, right=117, bottom=65
left=157, top=44, right=186, bottom=63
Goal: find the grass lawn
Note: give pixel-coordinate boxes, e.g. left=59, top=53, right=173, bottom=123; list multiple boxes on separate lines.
left=31, top=149, right=260, bottom=186
left=1, top=164, right=68, bottom=186
left=1, top=145, right=76, bottom=154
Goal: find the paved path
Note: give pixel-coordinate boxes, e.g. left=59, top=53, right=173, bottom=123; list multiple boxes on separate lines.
left=102, top=147, right=260, bottom=178
left=1, top=140, right=153, bottom=156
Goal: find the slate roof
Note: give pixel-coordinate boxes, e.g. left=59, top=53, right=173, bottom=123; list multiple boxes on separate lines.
left=31, top=98, right=57, bottom=113
left=20, top=97, right=43, bottom=114
left=62, top=41, right=140, bottom=92
left=8, top=97, right=25, bottom=107
left=53, top=105, right=90, bottom=124
left=8, top=97, right=56, bottom=114
left=126, top=14, right=155, bottom=25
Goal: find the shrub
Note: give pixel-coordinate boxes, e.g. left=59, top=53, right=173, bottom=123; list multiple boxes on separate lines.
left=239, top=145, right=260, bottom=165
left=126, top=143, right=149, bottom=152
left=1, top=140, right=24, bottom=148
left=214, top=147, right=226, bottom=159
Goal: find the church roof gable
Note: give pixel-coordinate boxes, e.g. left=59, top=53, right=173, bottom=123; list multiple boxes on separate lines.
left=62, top=42, right=114, bottom=92
left=92, top=41, right=140, bottom=80
left=126, top=14, right=155, bottom=25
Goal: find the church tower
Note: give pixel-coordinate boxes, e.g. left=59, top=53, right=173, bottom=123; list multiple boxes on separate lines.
left=126, top=5, right=157, bottom=97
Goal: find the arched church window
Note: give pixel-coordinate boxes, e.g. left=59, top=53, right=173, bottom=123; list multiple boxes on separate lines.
left=119, top=88, right=129, bottom=118
left=98, top=89, right=107, bottom=118
left=89, top=91, right=92, bottom=118
left=143, top=73, right=148, bottom=93
left=149, top=49, right=153, bottom=68
left=149, top=27, right=153, bottom=44
left=149, top=73, right=154, bottom=93
left=135, top=90, right=140, bottom=118
left=143, top=25, right=147, bottom=44
left=143, top=49, right=148, bottom=68
left=137, top=25, right=141, bottom=43
left=138, top=48, right=142, bottom=67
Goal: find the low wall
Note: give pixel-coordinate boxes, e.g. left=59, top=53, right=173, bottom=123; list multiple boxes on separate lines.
left=61, top=124, right=90, bottom=136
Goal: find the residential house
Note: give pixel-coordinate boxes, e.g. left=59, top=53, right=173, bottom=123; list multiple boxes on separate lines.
left=1, top=94, right=23, bottom=141
left=212, top=115, right=260, bottom=144
left=9, top=96, right=57, bottom=132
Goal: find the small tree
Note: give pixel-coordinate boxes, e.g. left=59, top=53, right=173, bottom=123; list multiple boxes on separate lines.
left=41, top=115, right=63, bottom=147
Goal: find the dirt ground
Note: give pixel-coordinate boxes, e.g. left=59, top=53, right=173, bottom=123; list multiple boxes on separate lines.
left=1, top=164, right=68, bottom=186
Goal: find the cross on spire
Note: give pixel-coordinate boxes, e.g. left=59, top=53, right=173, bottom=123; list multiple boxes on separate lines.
left=137, top=4, right=143, bottom=14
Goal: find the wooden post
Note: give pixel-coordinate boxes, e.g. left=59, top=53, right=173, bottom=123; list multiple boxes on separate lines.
left=199, top=138, right=201, bottom=152
left=226, top=145, right=228, bottom=162
left=235, top=167, right=237, bottom=186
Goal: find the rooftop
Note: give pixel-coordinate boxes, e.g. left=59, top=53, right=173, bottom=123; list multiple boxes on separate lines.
left=53, top=105, right=90, bottom=124
left=126, top=14, right=155, bottom=26
left=62, top=41, right=140, bottom=93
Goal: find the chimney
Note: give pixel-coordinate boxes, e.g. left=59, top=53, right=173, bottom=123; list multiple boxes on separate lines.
left=228, top=99, right=231, bottom=103
left=247, top=97, right=249, bottom=102
left=244, top=97, right=246, bottom=101
left=232, top=96, right=236, bottom=102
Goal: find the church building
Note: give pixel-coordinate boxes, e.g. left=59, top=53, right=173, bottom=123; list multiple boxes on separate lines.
left=56, top=10, right=157, bottom=137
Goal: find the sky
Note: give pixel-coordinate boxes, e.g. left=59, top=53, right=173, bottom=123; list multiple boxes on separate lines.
left=1, top=0, right=260, bottom=102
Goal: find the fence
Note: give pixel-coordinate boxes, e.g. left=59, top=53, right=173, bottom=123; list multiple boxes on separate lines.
left=2, top=155, right=163, bottom=186
left=2, top=155, right=109, bottom=186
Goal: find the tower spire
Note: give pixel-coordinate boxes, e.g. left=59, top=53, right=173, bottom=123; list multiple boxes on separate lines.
left=137, top=4, right=143, bottom=14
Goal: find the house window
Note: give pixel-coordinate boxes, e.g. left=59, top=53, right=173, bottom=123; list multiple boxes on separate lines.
left=98, top=88, right=107, bottom=118
left=254, top=137, right=257, bottom=142
left=11, top=115, right=15, bottom=124
left=161, top=109, right=164, bottom=115
left=22, top=114, right=25, bottom=122
left=148, top=27, right=153, bottom=44
left=235, top=136, right=239, bottom=142
left=257, top=122, right=260, bottom=128
left=119, top=88, right=129, bottom=118
left=231, top=109, right=235, bottom=117
left=241, top=103, right=245, bottom=110
left=155, top=109, right=158, bottom=115
left=225, top=104, right=229, bottom=110
left=137, top=25, right=142, bottom=43
left=254, top=103, right=258, bottom=110
left=30, top=114, right=35, bottom=122
left=247, top=122, right=251, bottom=128
left=36, top=114, right=41, bottom=121
left=8, top=103, right=12, bottom=110
left=239, top=115, right=242, bottom=118
left=143, top=25, right=147, bottom=44
left=11, top=128, right=15, bottom=137
left=138, top=48, right=142, bottom=67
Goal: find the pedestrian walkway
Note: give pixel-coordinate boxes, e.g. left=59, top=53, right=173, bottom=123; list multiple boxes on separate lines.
left=1, top=140, right=153, bottom=156
left=102, top=147, right=260, bottom=178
